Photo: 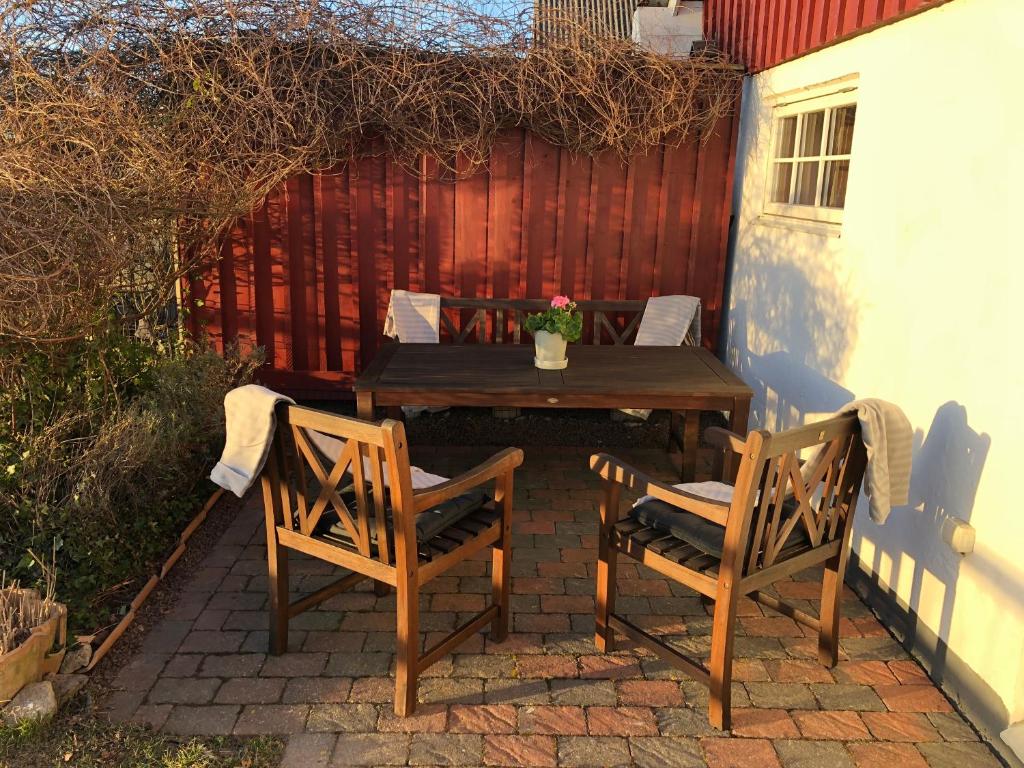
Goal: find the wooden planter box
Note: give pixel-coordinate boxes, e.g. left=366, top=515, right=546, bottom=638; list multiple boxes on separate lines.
left=0, top=590, right=67, bottom=704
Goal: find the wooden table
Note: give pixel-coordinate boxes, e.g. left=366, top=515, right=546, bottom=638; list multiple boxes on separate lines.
left=355, top=344, right=753, bottom=481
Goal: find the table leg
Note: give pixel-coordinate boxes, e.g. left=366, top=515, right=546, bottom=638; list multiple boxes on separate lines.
left=681, top=410, right=700, bottom=483
left=725, top=397, right=751, bottom=481
left=356, top=391, right=376, bottom=422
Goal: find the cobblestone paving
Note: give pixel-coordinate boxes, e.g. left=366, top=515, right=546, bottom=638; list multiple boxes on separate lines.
left=99, top=447, right=1002, bottom=767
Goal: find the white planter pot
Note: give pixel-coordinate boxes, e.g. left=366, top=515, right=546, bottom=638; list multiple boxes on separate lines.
left=534, top=330, right=568, bottom=370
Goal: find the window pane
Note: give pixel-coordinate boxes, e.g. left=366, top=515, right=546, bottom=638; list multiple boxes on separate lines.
left=774, top=116, right=797, bottom=158
left=794, top=161, right=819, bottom=205
left=770, top=163, right=793, bottom=203
left=799, top=111, right=825, bottom=157
left=822, top=159, right=850, bottom=208
left=828, top=105, right=856, bottom=155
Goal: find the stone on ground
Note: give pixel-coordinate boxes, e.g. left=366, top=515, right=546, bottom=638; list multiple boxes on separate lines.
left=2, top=680, right=58, bottom=725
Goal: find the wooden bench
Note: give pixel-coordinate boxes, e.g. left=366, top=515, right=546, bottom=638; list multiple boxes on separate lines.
left=434, top=297, right=697, bottom=347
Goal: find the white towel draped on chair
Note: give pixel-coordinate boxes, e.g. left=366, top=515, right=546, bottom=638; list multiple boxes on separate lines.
left=620, top=295, right=702, bottom=420
left=210, top=385, right=448, bottom=498
left=802, top=398, right=912, bottom=525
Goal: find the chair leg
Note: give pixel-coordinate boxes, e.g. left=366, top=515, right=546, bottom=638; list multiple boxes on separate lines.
left=708, top=586, right=739, bottom=730
left=595, top=533, right=618, bottom=653
left=394, top=577, right=420, bottom=716
left=491, top=539, right=511, bottom=642
left=819, top=551, right=846, bottom=667
left=266, top=530, right=289, bottom=656
left=491, top=473, right=513, bottom=643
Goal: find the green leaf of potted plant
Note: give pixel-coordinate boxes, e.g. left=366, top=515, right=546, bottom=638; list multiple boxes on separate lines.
left=524, top=296, right=583, bottom=370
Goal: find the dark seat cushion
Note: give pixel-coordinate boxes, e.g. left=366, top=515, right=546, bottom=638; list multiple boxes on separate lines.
left=315, top=486, right=490, bottom=545
left=630, top=496, right=809, bottom=560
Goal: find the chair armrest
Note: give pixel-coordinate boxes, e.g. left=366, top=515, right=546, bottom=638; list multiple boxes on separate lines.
left=413, top=447, right=524, bottom=512
left=589, top=453, right=729, bottom=526
left=703, top=427, right=747, bottom=455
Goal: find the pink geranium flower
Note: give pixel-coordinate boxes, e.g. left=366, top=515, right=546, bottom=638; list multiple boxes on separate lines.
left=550, top=295, right=571, bottom=309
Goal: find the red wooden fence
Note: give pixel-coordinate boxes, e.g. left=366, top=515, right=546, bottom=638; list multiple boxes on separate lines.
left=190, top=119, right=739, bottom=398
left=703, top=0, right=951, bottom=73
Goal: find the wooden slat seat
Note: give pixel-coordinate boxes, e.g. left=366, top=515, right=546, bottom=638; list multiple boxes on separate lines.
left=592, top=416, right=869, bottom=731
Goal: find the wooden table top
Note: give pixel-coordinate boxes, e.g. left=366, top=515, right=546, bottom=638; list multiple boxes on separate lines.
left=355, top=344, right=751, bottom=401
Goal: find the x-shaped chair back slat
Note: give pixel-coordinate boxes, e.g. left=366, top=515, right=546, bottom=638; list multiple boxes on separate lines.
left=266, top=405, right=408, bottom=562
left=733, top=414, right=867, bottom=577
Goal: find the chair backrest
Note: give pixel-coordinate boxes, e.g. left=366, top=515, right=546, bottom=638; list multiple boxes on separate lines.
left=261, top=404, right=418, bottom=569
left=725, top=414, right=868, bottom=579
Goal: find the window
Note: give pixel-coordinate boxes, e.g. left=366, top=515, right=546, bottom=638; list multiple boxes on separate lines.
left=765, top=88, right=857, bottom=225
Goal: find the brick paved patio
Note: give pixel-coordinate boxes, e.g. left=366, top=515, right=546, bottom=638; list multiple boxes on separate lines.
left=99, top=446, right=1001, bottom=767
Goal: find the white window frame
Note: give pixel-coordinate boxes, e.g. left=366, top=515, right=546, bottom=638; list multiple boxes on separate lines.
left=763, top=85, right=858, bottom=226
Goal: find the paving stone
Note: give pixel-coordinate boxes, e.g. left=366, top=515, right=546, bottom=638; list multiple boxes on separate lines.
left=348, top=676, right=394, bottom=703
left=378, top=703, right=448, bottom=733
left=745, top=682, right=818, bottom=710
left=557, top=735, right=631, bottom=767
left=449, top=703, right=517, bottom=734
left=282, top=676, right=352, bottom=704
left=162, top=705, right=239, bottom=735
left=214, top=677, right=285, bottom=704
left=888, top=660, right=931, bottom=685
left=766, top=659, right=834, bottom=683
left=140, top=621, right=193, bottom=654
left=773, top=739, right=854, bottom=768
left=517, top=654, right=578, bottom=679
left=616, top=679, right=684, bottom=707
left=587, top=705, right=658, bottom=736
left=926, top=711, right=979, bottom=742
left=861, top=711, right=941, bottom=742
left=483, top=678, right=550, bottom=705
left=112, top=654, right=169, bottom=691
left=129, top=704, right=172, bottom=730
left=161, top=654, right=203, bottom=677
left=280, top=733, right=336, bottom=768
left=233, top=704, right=309, bottom=734
left=656, top=706, right=719, bottom=737
left=840, top=637, right=908, bottom=661
left=701, top=736, right=781, bottom=768
left=148, top=677, right=221, bottom=705
left=810, top=683, right=884, bottom=711
left=832, top=661, right=898, bottom=686
left=629, top=736, right=706, bottom=768
left=846, top=742, right=929, bottom=768
left=409, top=733, right=483, bottom=766
left=730, top=708, right=800, bottom=738
left=418, top=677, right=485, bottom=705
left=873, top=684, right=952, bottom=713
left=198, top=653, right=265, bottom=677
left=792, top=710, right=869, bottom=740
left=178, top=630, right=247, bottom=654
left=517, top=705, right=587, bottom=736
left=305, top=702, right=378, bottom=732
left=549, top=679, right=616, bottom=706
left=331, top=733, right=410, bottom=766
left=452, top=653, right=516, bottom=678
left=323, top=651, right=390, bottom=677
left=483, top=734, right=557, bottom=767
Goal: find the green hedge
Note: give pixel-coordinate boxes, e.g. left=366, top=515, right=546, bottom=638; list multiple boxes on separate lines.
left=0, top=331, right=260, bottom=629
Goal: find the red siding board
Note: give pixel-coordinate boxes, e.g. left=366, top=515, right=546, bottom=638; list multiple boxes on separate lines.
left=708, top=0, right=947, bottom=72
left=200, top=126, right=738, bottom=396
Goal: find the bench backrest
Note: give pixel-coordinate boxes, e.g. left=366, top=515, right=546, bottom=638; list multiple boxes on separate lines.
left=438, top=298, right=653, bottom=345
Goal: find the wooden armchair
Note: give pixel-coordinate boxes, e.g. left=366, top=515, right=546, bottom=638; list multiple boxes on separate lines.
left=591, top=414, right=868, bottom=730
left=259, top=404, right=523, bottom=715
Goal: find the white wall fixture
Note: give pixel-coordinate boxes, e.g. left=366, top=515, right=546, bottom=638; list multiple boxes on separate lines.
left=941, top=517, right=976, bottom=555
left=632, top=1, right=703, bottom=57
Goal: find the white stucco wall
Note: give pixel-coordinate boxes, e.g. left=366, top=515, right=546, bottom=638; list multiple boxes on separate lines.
left=723, top=0, right=1024, bottom=755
